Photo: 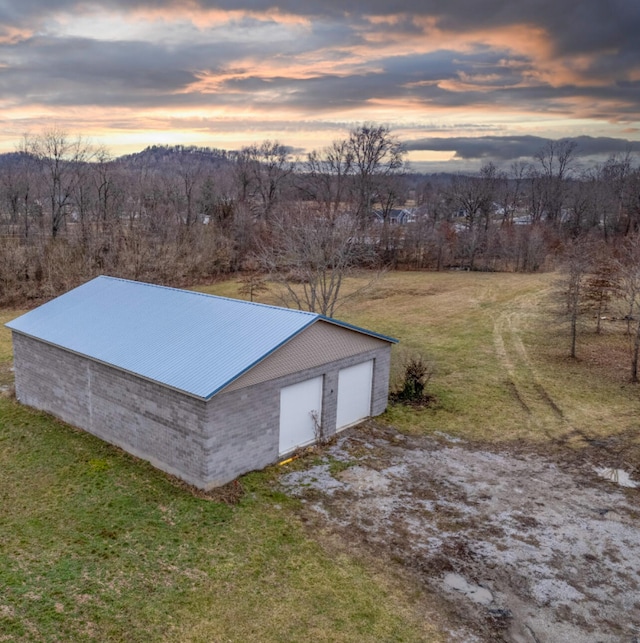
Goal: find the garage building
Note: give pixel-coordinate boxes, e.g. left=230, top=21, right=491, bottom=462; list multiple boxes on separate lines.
left=7, top=276, right=396, bottom=489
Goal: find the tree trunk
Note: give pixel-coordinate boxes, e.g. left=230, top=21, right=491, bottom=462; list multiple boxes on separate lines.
left=627, top=296, right=635, bottom=335
left=631, top=319, right=640, bottom=383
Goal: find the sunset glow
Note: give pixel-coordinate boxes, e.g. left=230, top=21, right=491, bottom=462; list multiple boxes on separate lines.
left=0, top=1, right=638, bottom=169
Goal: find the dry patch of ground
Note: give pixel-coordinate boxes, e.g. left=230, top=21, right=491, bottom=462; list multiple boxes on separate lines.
left=281, top=424, right=640, bottom=642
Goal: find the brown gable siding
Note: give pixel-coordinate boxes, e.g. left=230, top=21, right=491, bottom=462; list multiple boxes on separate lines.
left=222, top=320, right=386, bottom=392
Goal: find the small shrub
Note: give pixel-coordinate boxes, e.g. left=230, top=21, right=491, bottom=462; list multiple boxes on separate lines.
left=391, top=354, right=434, bottom=405
left=237, top=274, right=268, bottom=301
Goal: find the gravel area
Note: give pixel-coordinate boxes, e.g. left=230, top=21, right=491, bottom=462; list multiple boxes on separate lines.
left=280, top=424, right=640, bottom=642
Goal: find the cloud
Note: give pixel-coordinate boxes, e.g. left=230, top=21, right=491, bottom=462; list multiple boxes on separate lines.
left=0, top=1, right=638, bottom=155
left=405, top=135, right=640, bottom=161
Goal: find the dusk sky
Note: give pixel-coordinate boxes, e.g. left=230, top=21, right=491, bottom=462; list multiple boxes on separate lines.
left=1, top=1, right=639, bottom=170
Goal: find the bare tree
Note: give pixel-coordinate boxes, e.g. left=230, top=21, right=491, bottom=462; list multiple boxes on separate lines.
left=600, top=153, right=635, bottom=236
left=199, top=175, right=235, bottom=229
left=0, top=146, right=38, bottom=239
left=583, top=244, right=620, bottom=333
left=301, top=139, right=353, bottom=217
left=347, top=124, right=406, bottom=224
left=561, top=236, right=593, bottom=358
left=176, top=150, right=204, bottom=227
left=92, top=147, right=124, bottom=231
left=615, top=234, right=640, bottom=381
left=27, top=128, right=94, bottom=237
left=447, top=170, right=494, bottom=229
left=237, top=141, right=293, bottom=220
left=237, top=257, right=268, bottom=302
left=617, top=234, right=640, bottom=332
left=496, top=161, right=526, bottom=227
left=533, top=139, right=577, bottom=225
left=446, top=162, right=497, bottom=269
left=564, top=171, right=597, bottom=237
left=259, top=206, right=376, bottom=317
left=375, top=171, right=408, bottom=261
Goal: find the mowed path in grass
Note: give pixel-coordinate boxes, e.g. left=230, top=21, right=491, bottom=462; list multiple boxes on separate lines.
left=492, top=290, right=569, bottom=436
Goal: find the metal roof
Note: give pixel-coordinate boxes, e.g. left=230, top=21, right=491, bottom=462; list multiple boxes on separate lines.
left=6, top=276, right=395, bottom=400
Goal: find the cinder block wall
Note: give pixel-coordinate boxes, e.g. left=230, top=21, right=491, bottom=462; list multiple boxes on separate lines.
left=12, top=332, right=392, bottom=490
left=371, top=346, right=392, bottom=416
left=12, top=333, right=209, bottom=487
left=204, top=345, right=392, bottom=487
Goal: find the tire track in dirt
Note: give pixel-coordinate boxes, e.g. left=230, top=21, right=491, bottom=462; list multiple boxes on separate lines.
left=493, top=291, right=638, bottom=459
left=492, top=291, right=568, bottom=437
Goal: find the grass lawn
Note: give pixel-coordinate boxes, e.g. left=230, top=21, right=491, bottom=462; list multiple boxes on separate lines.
left=0, top=399, right=437, bottom=642
left=2, top=270, right=640, bottom=641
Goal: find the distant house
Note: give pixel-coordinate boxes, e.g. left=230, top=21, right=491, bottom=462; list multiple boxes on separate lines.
left=372, top=208, right=417, bottom=225
left=7, top=277, right=396, bottom=489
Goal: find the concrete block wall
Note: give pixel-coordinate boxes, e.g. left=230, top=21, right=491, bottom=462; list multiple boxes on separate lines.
left=13, top=332, right=392, bottom=490
left=13, top=332, right=92, bottom=428
left=370, top=345, right=392, bottom=416
left=88, top=361, right=208, bottom=484
left=204, top=345, right=393, bottom=486
left=321, top=368, right=340, bottom=438
left=12, top=333, right=209, bottom=487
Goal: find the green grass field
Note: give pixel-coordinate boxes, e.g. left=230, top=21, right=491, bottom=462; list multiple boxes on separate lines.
left=2, top=271, right=640, bottom=641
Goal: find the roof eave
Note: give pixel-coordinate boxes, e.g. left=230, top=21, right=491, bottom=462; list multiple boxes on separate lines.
left=9, top=329, right=212, bottom=402
left=317, top=315, right=398, bottom=344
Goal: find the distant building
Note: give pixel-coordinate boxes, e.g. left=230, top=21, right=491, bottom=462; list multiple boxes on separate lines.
left=372, top=207, right=417, bottom=225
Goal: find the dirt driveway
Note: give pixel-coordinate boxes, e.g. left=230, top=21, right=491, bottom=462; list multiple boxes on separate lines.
left=280, top=424, right=640, bottom=642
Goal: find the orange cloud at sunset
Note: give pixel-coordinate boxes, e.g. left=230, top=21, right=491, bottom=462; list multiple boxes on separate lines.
left=0, top=0, right=636, bottom=168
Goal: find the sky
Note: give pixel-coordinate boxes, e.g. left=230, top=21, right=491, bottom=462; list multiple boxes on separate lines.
left=0, top=1, right=639, bottom=171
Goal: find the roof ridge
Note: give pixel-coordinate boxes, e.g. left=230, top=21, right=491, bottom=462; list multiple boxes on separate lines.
left=96, top=275, right=319, bottom=317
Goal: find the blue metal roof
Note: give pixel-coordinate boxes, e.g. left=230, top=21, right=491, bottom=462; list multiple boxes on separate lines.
left=6, top=276, right=395, bottom=399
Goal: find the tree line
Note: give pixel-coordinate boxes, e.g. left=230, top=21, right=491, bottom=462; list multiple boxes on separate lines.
left=0, top=125, right=639, bottom=312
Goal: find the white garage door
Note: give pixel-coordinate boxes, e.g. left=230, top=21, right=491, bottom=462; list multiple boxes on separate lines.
left=279, top=376, right=323, bottom=455
left=336, top=360, right=373, bottom=430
